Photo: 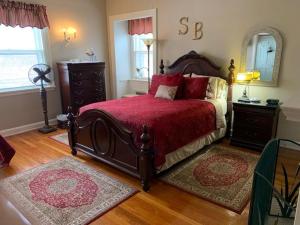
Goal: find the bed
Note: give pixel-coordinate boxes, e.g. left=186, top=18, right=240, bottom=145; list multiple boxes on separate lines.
left=67, top=51, right=235, bottom=191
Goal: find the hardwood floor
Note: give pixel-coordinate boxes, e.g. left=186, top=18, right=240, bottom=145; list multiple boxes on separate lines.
left=1, top=130, right=299, bottom=225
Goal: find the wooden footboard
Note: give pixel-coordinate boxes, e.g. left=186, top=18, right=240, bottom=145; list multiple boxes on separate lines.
left=67, top=107, right=154, bottom=191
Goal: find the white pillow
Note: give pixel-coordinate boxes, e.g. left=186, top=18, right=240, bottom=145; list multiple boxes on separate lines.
left=191, top=74, right=228, bottom=100
left=155, top=85, right=178, bottom=100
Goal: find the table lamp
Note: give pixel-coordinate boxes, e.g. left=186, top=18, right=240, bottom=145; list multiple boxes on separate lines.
left=236, top=71, right=261, bottom=103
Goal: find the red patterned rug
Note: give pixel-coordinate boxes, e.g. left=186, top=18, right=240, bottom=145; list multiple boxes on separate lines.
left=160, top=145, right=259, bottom=213
left=0, top=157, right=137, bottom=225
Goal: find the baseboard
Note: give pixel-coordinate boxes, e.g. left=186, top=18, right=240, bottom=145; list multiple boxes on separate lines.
left=280, top=140, right=300, bottom=151
left=0, top=119, right=57, bottom=137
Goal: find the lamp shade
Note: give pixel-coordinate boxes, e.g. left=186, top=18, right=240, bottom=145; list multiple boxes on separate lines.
left=236, top=71, right=261, bottom=83
left=236, top=72, right=253, bottom=82
left=251, top=71, right=261, bottom=80
left=142, top=38, right=154, bottom=46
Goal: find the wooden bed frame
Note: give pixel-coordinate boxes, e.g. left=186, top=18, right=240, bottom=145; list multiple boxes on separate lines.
left=67, top=51, right=235, bottom=191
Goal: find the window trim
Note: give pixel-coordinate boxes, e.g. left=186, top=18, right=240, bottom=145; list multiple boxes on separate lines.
left=0, top=84, right=56, bottom=98
left=0, top=27, right=53, bottom=94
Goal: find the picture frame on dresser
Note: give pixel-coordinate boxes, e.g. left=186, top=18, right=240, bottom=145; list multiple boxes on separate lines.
left=230, top=102, right=280, bottom=151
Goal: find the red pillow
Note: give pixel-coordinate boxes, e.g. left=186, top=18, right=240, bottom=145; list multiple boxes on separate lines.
left=149, top=73, right=184, bottom=98
left=183, top=77, right=209, bottom=99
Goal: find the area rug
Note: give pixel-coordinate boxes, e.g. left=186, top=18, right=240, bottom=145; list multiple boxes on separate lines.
left=160, top=145, right=259, bottom=213
left=51, top=132, right=69, bottom=146
left=0, top=157, right=137, bottom=225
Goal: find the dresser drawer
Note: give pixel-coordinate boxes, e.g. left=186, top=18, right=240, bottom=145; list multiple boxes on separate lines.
left=71, top=71, right=104, bottom=81
left=72, top=89, right=104, bottom=101
left=72, top=77, right=103, bottom=88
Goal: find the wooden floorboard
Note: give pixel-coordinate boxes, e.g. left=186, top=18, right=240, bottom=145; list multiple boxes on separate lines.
left=1, top=129, right=299, bottom=225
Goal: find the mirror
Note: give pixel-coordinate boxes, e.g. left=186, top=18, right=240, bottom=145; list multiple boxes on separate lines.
left=241, top=27, right=283, bottom=86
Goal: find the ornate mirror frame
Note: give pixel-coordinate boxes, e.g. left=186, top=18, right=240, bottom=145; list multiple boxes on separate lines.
left=240, top=27, right=283, bottom=87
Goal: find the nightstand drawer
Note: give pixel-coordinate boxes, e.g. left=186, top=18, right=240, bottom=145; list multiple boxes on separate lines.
left=232, top=127, right=271, bottom=144
left=234, top=111, right=273, bottom=129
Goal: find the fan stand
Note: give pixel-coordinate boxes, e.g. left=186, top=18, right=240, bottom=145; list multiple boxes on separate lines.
left=39, top=81, right=57, bottom=134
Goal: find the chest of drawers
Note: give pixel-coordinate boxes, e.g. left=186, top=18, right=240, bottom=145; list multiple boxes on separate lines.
left=57, top=62, right=106, bottom=114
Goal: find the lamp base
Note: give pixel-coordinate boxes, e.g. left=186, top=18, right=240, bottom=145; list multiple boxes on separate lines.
left=238, top=96, right=251, bottom=103
left=39, top=125, right=57, bottom=134
left=250, top=98, right=261, bottom=104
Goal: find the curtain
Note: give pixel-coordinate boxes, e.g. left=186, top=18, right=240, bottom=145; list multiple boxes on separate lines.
left=128, top=17, right=152, bottom=35
left=0, top=0, right=50, bottom=29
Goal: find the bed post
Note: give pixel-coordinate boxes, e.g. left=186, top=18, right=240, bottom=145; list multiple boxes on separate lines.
left=160, top=59, right=165, bottom=74
left=226, top=59, right=235, bottom=137
left=67, top=106, right=77, bottom=156
left=140, top=125, right=153, bottom=191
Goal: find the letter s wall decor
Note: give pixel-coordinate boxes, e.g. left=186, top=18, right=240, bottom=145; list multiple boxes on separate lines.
left=178, top=17, right=204, bottom=40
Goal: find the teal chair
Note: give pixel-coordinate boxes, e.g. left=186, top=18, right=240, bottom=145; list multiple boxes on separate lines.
left=248, top=139, right=280, bottom=225
left=248, top=139, right=298, bottom=225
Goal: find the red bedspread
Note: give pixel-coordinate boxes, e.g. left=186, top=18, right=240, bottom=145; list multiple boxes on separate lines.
left=80, top=94, right=216, bottom=167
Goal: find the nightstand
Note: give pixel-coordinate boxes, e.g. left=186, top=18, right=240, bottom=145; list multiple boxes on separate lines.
left=230, top=102, right=280, bottom=151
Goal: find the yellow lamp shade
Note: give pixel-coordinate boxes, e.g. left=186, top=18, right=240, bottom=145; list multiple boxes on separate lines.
left=236, top=72, right=253, bottom=82
left=251, top=71, right=261, bottom=80
left=236, top=71, right=261, bottom=83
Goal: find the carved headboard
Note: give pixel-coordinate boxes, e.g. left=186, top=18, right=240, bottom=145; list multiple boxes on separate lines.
left=159, top=50, right=235, bottom=136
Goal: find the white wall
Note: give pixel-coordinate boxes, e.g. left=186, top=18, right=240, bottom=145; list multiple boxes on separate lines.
left=0, top=0, right=108, bottom=130
left=114, top=21, right=132, bottom=98
left=106, top=0, right=300, bottom=141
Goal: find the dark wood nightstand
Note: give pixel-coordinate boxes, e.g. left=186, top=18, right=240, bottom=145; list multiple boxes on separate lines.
left=230, top=102, right=280, bottom=151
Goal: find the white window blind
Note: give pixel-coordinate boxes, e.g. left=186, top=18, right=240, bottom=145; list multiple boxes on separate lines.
left=131, top=33, right=153, bottom=79
left=0, top=25, right=51, bottom=92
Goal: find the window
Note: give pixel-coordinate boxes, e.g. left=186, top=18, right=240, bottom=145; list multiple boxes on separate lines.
left=131, top=33, right=153, bottom=79
left=0, top=25, right=51, bottom=92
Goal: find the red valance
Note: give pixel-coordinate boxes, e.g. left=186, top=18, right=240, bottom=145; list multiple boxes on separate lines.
left=128, top=17, right=152, bottom=35
left=0, top=0, right=50, bottom=29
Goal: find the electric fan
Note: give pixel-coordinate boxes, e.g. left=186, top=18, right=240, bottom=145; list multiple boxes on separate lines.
left=28, top=64, right=57, bottom=134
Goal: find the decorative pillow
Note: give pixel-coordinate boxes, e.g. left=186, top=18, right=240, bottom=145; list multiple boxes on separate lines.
left=206, top=77, right=219, bottom=99
left=183, top=77, right=209, bottom=99
left=216, top=79, right=228, bottom=99
left=155, top=85, right=178, bottom=100
left=191, top=74, right=228, bottom=99
left=149, top=73, right=184, bottom=98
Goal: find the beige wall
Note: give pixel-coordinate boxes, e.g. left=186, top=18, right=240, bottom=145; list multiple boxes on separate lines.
left=106, top=0, right=300, bottom=141
left=0, top=0, right=108, bottom=130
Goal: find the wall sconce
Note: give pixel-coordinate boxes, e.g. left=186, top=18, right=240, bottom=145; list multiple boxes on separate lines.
left=63, top=27, right=77, bottom=44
